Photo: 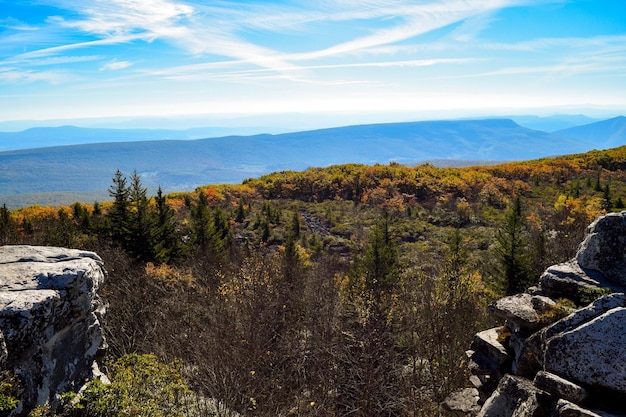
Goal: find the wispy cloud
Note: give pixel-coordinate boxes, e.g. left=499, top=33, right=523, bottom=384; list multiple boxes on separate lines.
left=53, top=0, right=194, bottom=37
left=126, top=0, right=519, bottom=84
left=152, top=57, right=477, bottom=80
left=100, top=59, right=133, bottom=71
left=0, top=67, right=69, bottom=84
left=2, top=0, right=523, bottom=86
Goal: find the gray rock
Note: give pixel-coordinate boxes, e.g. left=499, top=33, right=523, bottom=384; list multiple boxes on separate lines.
left=0, top=245, right=107, bottom=414
left=533, top=371, right=588, bottom=404
left=443, top=388, right=481, bottom=416
left=538, top=260, right=622, bottom=303
left=576, top=212, right=626, bottom=287
left=470, top=328, right=509, bottom=366
left=466, top=350, right=500, bottom=376
left=556, top=399, right=626, bottom=417
left=508, top=333, right=539, bottom=378
left=477, top=375, right=555, bottom=417
left=543, top=307, right=626, bottom=395
left=469, top=374, right=498, bottom=402
left=527, top=293, right=626, bottom=363
left=488, top=293, right=552, bottom=332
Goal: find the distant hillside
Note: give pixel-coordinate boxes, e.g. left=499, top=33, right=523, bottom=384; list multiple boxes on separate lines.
left=0, top=118, right=611, bottom=207
left=508, top=114, right=600, bottom=131
left=0, top=126, right=268, bottom=151
left=555, top=116, right=626, bottom=147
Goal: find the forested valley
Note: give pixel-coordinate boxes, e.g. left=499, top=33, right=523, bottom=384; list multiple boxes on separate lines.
left=3, top=145, right=626, bottom=417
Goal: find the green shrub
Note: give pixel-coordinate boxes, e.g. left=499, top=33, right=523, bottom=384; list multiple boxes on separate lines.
left=78, top=354, right=190, bottom=417
left=0, top=371, right=19, bottom=413
left=538, top=298, right=577, bottom=325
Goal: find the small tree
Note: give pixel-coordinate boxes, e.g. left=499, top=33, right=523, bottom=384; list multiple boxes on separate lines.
left=153, top=186, right=183, bottom=264
left=337, top=211, right=401, bottom=417
left=127, top=170, right=155, bottom=261
left=494, top=196, right=533, bottom=295
left=0, top=204, right=15, bottom=245
left=107, top=170, right=131, bottom=245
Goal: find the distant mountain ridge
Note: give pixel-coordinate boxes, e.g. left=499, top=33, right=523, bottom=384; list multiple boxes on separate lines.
left=0, top=117, right=623, bottom=208
left=0, top=126, right=255, bottom=151
left=555, top=116, right=626, bottom=147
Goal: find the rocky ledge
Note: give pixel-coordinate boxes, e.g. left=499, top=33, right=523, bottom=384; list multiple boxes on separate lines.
left=0, top=245, right=107, bottom=416
left=445, top=212, right=626, bottom=417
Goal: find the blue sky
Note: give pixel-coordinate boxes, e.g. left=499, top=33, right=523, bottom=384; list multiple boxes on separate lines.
left=1, top=0, right=625, bottom=129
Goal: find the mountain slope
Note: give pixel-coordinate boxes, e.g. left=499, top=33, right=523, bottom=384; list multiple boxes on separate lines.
left=555, top=116, right=626, bottom=147
left=0, top=118, right=603, bottom=207
left=0, top=126, right=263, bottom=151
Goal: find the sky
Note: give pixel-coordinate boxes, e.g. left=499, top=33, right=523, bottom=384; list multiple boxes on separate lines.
left=1, top=0, right=625, bottom=130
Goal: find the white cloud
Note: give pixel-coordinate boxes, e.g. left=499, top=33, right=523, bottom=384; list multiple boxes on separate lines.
left=0, top=67, right=69, bottom=84
left=100, top=59, right=133, bottom=71
left=57, top=0, right=195, bottom=37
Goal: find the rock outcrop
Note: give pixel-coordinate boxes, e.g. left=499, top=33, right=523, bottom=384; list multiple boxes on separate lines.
left=0, top=245, right=107, bottom=416
left=445, top=212, right=626, bottom=417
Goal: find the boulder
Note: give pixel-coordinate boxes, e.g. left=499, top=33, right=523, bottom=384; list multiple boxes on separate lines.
left=576, top=211, right=626, bottom=287
left=543, top=306, right=626, bottom=395
left=529, top=293, right=626, bottom=352
left=0, top=245, right=107, bottom=415
left=476, top=375, right=555, bottom=417
left=533, top=371, right=588, bottom=404
left=539, top=261, right=624, bottom=303
left=443, top=388, right=481, bottom=416
left=488, top=293, right=555, bottom=332
left=556, top=399, right=625, bottom=417
left=455, top=212, right=626, bottom=417
left=469, top=328, right=509, bottom=366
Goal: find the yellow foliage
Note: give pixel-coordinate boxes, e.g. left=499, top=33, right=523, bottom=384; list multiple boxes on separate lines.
left=145, top=263, right=194, bottom=287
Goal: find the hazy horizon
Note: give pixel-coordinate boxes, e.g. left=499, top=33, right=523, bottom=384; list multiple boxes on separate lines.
left=1, top=0, right=625, bottom=139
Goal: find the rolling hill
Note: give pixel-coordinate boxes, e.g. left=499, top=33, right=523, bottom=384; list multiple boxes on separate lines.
left=0, top=117, right=621, bottom=208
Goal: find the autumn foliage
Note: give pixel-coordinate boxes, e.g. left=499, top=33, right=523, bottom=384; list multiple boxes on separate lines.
left=4, top=145, right=626, bottom=416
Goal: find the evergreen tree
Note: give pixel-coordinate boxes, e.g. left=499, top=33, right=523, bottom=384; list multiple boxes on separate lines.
left=191, top=191, right=231, bottom=258
left=235, top=201, right=246, bottom=223
left=290, top=211, right=301, bottom=238
left=0, top=204, right=15, bottom=245
left=107, top=170, right=131, bottom=245
left=494, top=196, right=533, bottom=295
left=50, top=208, right=76, bottom=247
left=72, top=202, right=92, bottom=233
left=363, top=211, right=398, bottom=311
left=594, top=171, right=602, bottom=192
left=191, top=190, right=212, bottom=250
left=153, top=187, right=183, bottom=264
left=127, top=170, right=154, bottom=260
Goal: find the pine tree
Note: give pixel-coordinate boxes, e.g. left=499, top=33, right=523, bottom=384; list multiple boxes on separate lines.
left=0, top=204, right=15, bottom=245
left=290, top=211, right=301, bottom=238
left=107, top=170, right=131, bottom=245
left=191, top=191, right=231, bottom=258
left=191, top=191, right=212, bottom=250
left=153, top=187, right=183, bottom=264
left=127, top=170, right=155, bottom=261
left=235, top=201, right=246, bottom=223
left=494, top=196, right=533, bottom=295
left=362, top=211, right=398, bottom=314
left=71, top=202, right=92, bottom=233
left=51, top=208, right=76, bottom=247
